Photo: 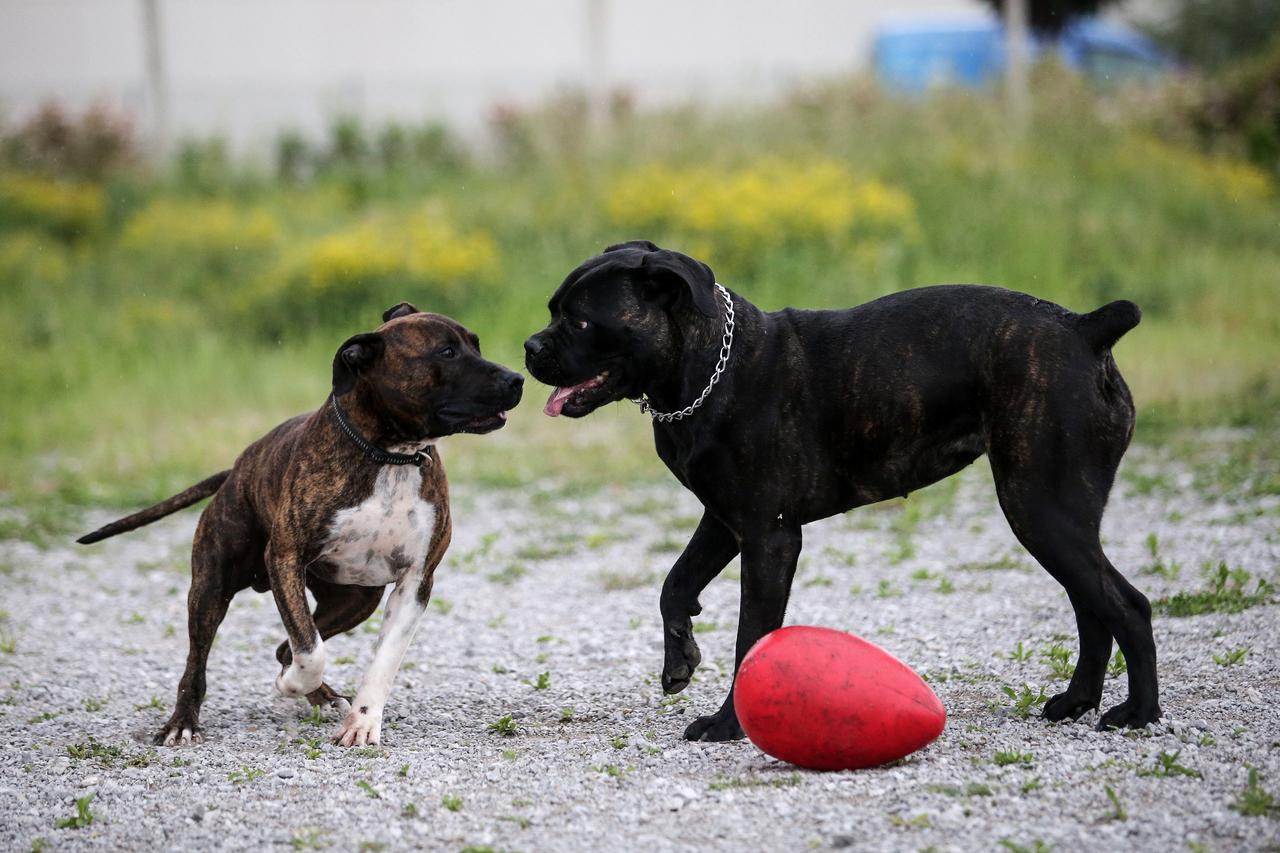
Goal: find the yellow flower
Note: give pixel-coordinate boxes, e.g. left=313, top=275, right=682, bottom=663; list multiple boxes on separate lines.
left=0, top=230, right=70, bottom=284
left=122, top=199, right=281, bottom=259
left=1121, top=138, right=1273, bottom=205
left=0, top=172, right=104, bottom=240
left=606, top=158, right=920, bottom=260
left=248, top=206, right=500, bottom=324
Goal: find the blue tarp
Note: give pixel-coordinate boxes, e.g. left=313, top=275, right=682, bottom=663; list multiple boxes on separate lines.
left=873, top=17, right=1174, bottom=93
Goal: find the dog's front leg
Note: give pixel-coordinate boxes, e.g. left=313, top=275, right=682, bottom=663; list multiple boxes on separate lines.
left=684, top=520, right=801, bottom=742
left=332, top=569, right=431, bottom=747
left=660, top=511, right=740, bottom=694
left=268, top=546, right=327, bottom=699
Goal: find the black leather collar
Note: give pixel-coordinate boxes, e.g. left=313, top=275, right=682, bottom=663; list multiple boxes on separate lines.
left=329, top=395, right=433, bottom=468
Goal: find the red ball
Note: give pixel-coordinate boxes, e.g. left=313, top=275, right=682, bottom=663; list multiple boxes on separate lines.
left=735, top=626, right=945, bottom=771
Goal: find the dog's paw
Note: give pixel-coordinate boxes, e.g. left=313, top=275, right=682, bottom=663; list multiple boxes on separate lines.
left=683, top=711, right=745, bottom=742
left=1097, top=698, right=1162, bottom=731
left=306, top=683, right=352, bottom=716
left=1042, top=690, right=1099, bottom=723
left=153, top=711, right=204, bottom=747
left=332, top=704, right=383, bottom=747
left=275, top=663, right=324, bottom=699
left=661, top=623, right=702, bottom=695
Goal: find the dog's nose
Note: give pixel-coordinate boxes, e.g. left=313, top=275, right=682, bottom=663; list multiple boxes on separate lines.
left=524, top=336, right=543, bottom=357
left=506, top=372, right=524, bottom=391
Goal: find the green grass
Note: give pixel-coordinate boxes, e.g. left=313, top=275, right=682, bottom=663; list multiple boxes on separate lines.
left=709, top=772, right=801, bottom=791
left=228, top=766, right=266, bottom=784
left=1104, top=785, right=1128, bottom=822
left=1, top=74, right=1278, bottom=512
left=1006, top=641, right=1035, bottom=662
left=1153, top=562, right=1274, bottom=617
left=1108, top=650, right=1127, bottom=679
left=1232, top=767, right=1278, bottom=818
left=1002, top=684, right=1049, bottom=719
left=486, top=564, right=527, bottom=586
left=1042, top=643, right=1076, bottom=681
left=64, top=739, right=154, bottom=768
left=994, top=750, right=1034, bottom=767
left=999, top=840, right=1052, bottom=853
left=928, top=781, right=994, bottom=798
left=54, top=794, right=95, bottom=830
left=1213, top=648, right=1248, bottom=667
left=1137, top=750, right=1202, bottom=779
left=487, top=714, right=519, bottom=737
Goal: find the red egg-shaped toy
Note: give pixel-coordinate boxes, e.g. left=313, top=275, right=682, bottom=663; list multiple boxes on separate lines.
left=735, top=625, right=945, bottom=771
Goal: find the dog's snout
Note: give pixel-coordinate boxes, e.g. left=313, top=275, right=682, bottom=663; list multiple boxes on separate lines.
left=524, top=336, right=544, bottom=358
left=498, top=368, right=524, bottom=406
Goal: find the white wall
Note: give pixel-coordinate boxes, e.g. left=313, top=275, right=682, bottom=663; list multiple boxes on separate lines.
left=0, top=0, right=987, bottom=152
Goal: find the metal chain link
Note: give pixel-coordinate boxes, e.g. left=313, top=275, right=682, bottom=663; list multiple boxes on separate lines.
left=631, top=283, right=735, bottom=423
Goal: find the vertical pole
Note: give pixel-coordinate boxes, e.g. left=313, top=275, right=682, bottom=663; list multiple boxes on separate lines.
left=585, top=0, right=608, bottom=119
left=141, top=0, right=169, bottom=157
left=1004, top=0, right=1030, bottom=137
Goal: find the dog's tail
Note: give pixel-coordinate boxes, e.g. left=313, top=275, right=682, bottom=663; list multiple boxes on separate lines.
left=1077, top=300, right=1141, bottom=353
left=76, top=470, right=231, bottom=545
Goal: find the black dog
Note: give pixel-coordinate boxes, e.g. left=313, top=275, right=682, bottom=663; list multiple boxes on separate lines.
left=525, top=240, right=1159, bottom=741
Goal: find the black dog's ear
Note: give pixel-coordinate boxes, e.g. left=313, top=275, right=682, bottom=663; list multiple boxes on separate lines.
left=382, top=302, right=420, bottom=322
left=332, top=332, right=385, bottom=396
left=640, top=248, right=719, bottom=318
left=603, top=239, right=659, bottom=254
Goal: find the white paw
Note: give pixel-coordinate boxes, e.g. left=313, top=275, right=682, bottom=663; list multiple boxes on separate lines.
left=331, top=705, right=383, bottom=747
left=159, top=726, right=203, bottom=747
left=275, top=663, right=324, bottom=698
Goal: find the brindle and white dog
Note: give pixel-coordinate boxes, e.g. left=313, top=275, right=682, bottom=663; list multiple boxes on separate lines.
left=78, top=303, right=523, bottom=747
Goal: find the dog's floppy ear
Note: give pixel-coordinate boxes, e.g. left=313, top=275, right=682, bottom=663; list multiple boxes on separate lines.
left=332, top=332, right=385, bottom=397
left=382, top=302, right=420, bottom=322
left=603, top=239, right=659, bottom=254
left=640, top=248, right=719, bottom=318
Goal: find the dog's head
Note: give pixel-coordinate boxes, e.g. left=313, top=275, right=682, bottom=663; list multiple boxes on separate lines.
left=524, top=241, right=719, bottom=418
left=333, top=303, right=523, bottom=439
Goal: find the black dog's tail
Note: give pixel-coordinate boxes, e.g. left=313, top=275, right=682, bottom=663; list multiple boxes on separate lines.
left=76, top=470, right=231, bottom=545
left=1077, top=300, right=1141, bottom=353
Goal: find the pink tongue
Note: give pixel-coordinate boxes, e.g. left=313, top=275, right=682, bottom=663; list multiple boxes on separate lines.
left=544, top=386, right=575, bottom=417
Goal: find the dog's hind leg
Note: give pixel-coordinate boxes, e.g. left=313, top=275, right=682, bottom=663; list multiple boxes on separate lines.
left=274, top=579, right=384, bottom=713
left=989, top=426, right=1160, bottom=729
left=660, top=512, right=740, bottom=695
left=155, top=533, right=246, bottom=746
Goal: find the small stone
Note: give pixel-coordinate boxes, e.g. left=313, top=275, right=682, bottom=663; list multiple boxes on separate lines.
left=276, top=768, right=295, bottom=779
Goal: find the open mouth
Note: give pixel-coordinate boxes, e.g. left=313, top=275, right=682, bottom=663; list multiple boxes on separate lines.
left=544, top=371, right=612, bottom=417
left=457, top=411, right=509, bottom=434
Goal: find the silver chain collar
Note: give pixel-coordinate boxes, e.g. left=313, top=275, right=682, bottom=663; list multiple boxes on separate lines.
left=630, top=282, right=735, bottom=423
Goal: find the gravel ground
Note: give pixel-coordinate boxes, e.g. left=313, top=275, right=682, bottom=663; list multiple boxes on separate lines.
left=1, top=442, right=1278, bottom=852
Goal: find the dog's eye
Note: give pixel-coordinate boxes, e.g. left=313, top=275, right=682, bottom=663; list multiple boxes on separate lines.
left=438, top=346, right=457, bottom=360
left=574, top=319, right=589, bottom=331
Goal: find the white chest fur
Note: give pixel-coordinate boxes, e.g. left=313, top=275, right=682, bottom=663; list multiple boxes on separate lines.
left=317, top=464, right=436, bottom=586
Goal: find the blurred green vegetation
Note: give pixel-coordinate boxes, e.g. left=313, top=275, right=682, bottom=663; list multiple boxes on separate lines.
left=0, top=67, right=1277, bottom=508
